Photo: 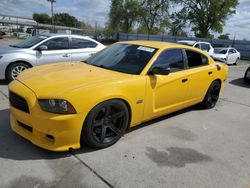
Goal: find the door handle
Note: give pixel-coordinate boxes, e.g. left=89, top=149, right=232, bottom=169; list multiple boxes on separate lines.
left=208, top=71, right=213, bottom=75
left=182, top=78, right=188, bottom=83
left=62, top=54, right=70, bottom=57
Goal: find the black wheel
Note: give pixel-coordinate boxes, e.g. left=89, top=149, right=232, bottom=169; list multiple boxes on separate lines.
left=201, top=81, right=221, bottom=109
left=244, top=66, right=250, bottom=84
left=81, top=100, right=129, bottom=148
left=233, top=58, right=239, bottom=65
left=6, top=62, right=30, bottom=81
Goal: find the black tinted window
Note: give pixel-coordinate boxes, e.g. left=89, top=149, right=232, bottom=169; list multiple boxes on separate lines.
left=186, top=50, right=208, bottom=68
left=152, top=49, right=185, bottom=72
left=42, top=37, right=69, bottom=50
left=71, top=38, right=97, bottom=49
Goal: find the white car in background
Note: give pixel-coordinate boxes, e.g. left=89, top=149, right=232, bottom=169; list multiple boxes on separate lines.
left=0, top=34, right=106, bottom=81
left=213, top=48, right=240, bottom=65
left=177, top=40, right=214, bottom=56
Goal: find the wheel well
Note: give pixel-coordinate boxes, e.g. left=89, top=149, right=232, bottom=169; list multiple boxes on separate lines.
left=118, top=99, right=132, bottom=129
left=5, top=61, right=32, bottom=78
left=214, top=79, right=222, bottom=86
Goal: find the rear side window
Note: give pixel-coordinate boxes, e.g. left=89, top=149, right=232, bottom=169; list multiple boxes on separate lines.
left=71, top=38, right=97, bottom=49
left=152, top=49, right=185, bottom=72
left=41, top=37, right=69, bottom=50
left=186, top=50, right=208, bottom=68
left=200, top=43, right=210, bottom=52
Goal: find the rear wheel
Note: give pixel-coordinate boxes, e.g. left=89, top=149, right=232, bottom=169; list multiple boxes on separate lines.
left=244, top=66, right=250, bottom=84
left=6, top=62, right=30, bottom=81
left=233, top=58, right=239, bottom=65
left=81, top=100, right=129, bottom=148
left=201, top=81, right=221, bottom=109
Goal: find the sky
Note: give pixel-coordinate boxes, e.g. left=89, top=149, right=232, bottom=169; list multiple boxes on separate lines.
left=0, top=0, right=249, bottom=40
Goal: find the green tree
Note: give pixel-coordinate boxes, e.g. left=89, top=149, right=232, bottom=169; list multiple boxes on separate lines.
left=218, top=34, right=230, bottom=40
left=32, top=13, right=51, bottom=24
left=108, top=0, right=124, bottom=33
left=169, top=8, right=188, bottom=36
left=138, top=0, right=170, bottom=34
left=173, top=0, right=239, bottom=38
left=54, top=13, right=80, bottom=27
left=108, top=0, right=140, bottom=33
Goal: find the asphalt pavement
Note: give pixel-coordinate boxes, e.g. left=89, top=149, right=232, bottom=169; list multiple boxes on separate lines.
left=0, top=47, right=249, bottom=187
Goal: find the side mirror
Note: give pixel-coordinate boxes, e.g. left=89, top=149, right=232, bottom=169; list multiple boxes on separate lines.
left=37, top=45, right=48, bottom=51
left=149, top=67, right=170, bottom=75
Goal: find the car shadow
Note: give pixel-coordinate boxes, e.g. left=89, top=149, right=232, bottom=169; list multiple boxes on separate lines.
left=0, top=104, right=209, bottom=159
left=0, top=80, right=9, bottom=85
left=229, top=78, right=250, bottom=88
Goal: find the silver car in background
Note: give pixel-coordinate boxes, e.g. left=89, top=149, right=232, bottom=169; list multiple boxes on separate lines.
left=0, top=34, right=106, bottom=81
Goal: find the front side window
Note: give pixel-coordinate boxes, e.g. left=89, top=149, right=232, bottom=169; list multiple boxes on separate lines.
left=71, top=38, right=97, bottom=49
left=41, top=37, right=69, bottom=50
left=85, top=44, right=157, bottom=74
left=186, top=50, right=208, bottom=68
left=152, top=49, right=185, bottom=72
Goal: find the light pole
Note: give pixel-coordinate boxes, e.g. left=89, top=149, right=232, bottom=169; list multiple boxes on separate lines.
left=48, top=0, right=56, bottom=32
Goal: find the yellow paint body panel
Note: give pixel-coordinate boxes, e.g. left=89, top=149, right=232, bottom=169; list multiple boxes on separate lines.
left=9, top=41, right=228, bottom=151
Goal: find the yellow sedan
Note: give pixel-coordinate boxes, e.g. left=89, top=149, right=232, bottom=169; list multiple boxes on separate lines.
left=8, top=41, right=228, bottom=151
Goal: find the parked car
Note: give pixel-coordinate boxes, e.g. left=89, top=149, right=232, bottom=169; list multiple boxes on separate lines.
left=177, top=40, right=214, bottom=56
left=0, top=31, right=6, bottom=39
left=212, top=48, right=240, bottom=65
left=9, top=41, right=228, bottom=151
left=244, top=66, right=250, bottom=83
left=0, top=34, right=106, bottom=81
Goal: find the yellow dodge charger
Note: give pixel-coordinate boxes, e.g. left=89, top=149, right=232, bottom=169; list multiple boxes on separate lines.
left=8, top=41, right=228, bottom=151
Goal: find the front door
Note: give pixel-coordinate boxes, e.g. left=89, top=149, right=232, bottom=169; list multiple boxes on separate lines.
left=144, top=49, right=189, bottom=120
left=36, top=37, right=71, bottom=65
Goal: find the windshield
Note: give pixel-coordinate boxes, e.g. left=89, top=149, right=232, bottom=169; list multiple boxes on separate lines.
left=10, top=35, right=49, bottom=48
left=214, top=48, right=228, bottom=54
left=85, top=43, right=157, bottom=74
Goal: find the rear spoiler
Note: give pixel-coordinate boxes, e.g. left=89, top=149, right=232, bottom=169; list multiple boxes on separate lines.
left=212, top=57, right=227, bottom=64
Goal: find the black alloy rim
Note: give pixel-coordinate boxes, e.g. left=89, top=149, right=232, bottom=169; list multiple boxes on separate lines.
left=207, top=84, right=220, bottom=106
left=91, top=104, right=126, bottom=144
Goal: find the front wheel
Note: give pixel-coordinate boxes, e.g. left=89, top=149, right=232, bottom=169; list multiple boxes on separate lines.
left=6, top=62, right=30, bottom=81
left=201, top=81, right=221, bottom=109
left=244, top=66, right=250, bottom=84
left=81, top=100, right=129, bottom=148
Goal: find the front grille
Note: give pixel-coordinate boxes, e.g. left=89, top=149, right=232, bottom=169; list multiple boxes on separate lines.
left=9, top=91, right=30, bottom=113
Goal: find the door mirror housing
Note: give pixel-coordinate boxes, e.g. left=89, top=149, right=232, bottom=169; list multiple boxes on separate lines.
left=37, top=45, right=48, bottom=51
left=149, top=67, right=171, bottom=75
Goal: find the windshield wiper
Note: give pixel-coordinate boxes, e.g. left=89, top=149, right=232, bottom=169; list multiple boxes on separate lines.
left=9, top=45, right=21, bottom=48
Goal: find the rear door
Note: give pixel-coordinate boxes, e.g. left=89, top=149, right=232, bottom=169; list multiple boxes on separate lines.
left=183, top=49, right=215, bottom=105
left=228, top=48, right=237, bottom=64
left=70, top=37, right=99, bottom=61
left=36, top=37, right=71, bottom=65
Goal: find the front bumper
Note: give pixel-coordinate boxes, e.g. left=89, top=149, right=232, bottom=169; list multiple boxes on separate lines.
left=9, top=80, right=86, bottom=151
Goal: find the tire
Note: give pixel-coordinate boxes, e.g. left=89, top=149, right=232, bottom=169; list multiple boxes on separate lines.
left=81, top=99, right=129, bottom=148
left=244, top=66, right=250, bottom=84
left=233, top=58, right=239, bottom=65
left=201, top=80, right=221, bottom=109
left=6, top=62, right=30, bottom=81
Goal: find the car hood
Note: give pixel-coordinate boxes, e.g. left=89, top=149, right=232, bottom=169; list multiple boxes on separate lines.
left=0, top=44, right=27, bottom=54
left=17, top=62, right=130, bottom=97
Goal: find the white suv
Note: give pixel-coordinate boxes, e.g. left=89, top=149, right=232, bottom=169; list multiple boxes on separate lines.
left=177, top=40, right=214, bottom=56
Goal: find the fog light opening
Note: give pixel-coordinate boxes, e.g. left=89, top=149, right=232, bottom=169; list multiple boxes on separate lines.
left=46, top=134, right=55, bottom=142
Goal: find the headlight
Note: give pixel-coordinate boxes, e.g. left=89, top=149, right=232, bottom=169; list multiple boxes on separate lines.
left=38, top=99, right=76, bottom=114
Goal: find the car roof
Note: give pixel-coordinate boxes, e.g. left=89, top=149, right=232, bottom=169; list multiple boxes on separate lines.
left=118, top=40, right=203, bottom=51
left=42, top=33, right=91, bottom=39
